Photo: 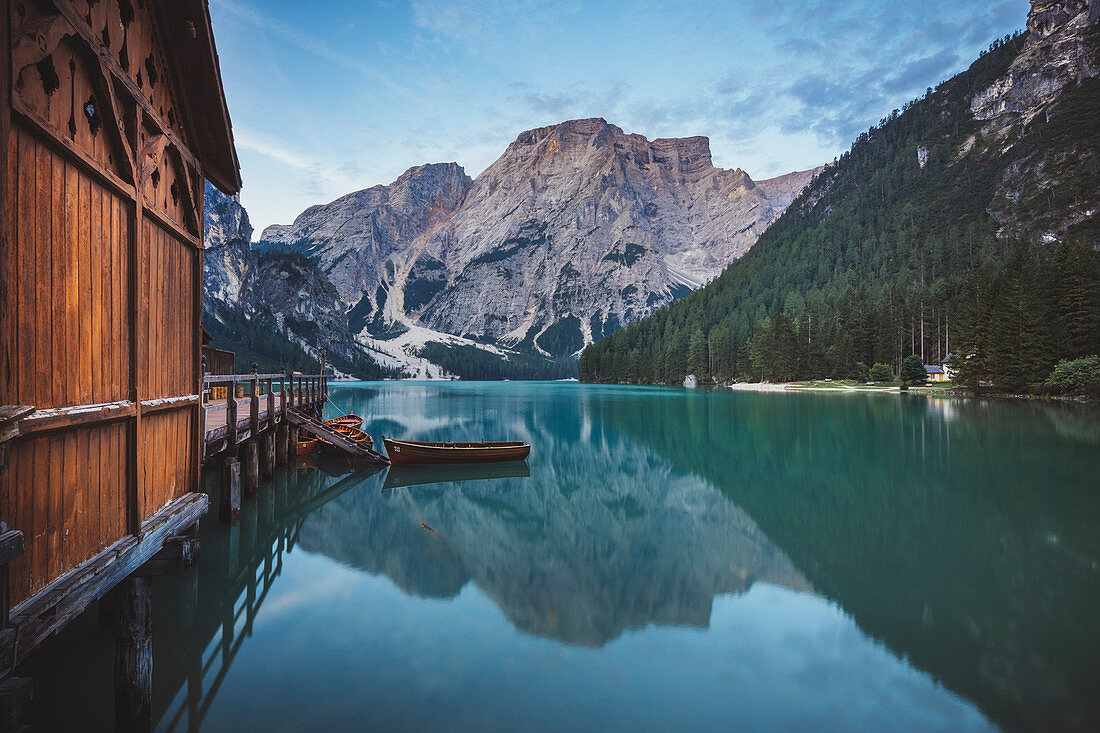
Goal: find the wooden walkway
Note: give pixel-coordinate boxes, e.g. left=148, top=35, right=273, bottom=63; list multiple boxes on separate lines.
left=200, top=371, right=325, bottom=461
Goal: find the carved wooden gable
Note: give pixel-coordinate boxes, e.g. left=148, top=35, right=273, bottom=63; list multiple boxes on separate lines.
left=10, top=0, right=202, bottom=234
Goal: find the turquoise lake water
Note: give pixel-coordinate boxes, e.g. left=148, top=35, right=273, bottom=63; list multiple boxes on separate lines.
left=20, top=382, right=1100, bottom=731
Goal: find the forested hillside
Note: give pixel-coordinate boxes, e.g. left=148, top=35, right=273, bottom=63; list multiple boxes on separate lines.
left=580, top=18, right=1100, bottom=390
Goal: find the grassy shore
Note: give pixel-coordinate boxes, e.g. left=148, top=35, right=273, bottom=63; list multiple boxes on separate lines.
left=728, top=379, right=957, bottom=394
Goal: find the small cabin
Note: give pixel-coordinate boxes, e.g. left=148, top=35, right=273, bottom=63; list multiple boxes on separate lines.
left=0, top=0, right=239, bottom=678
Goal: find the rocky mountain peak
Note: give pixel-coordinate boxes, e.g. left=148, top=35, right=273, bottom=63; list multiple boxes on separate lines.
left=1028, top=0, right=1096, bottom=37
left=972, top=1, right=1097, bottom=126
left=251, top=118, right=820, bottom=370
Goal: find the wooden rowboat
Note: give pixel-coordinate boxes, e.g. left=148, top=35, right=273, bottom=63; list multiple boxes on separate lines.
left=324, top=414, right=363, bottom=429
left=296, top=438, right=318, bottom=456
left=323, top=425, right=374, bottom=458
left=382, top=437, right=530, bottom=465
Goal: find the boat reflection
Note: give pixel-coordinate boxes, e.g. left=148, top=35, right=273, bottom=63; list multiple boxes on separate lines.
left=382, top=461, right=531, bottom=490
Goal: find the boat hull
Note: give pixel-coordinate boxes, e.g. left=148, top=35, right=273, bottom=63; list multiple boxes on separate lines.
left=382, top=437, right=530, bottom=465
left=296, top=438, right=318, bottom=456
left=324, top=415, right=363, bottom=430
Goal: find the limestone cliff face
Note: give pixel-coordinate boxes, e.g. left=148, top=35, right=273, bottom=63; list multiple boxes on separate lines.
left=970, top=0, right=1099, bottom=242
left=202, top=183, right=389, bottom=377
left=261, top=120, right=820, bottom=356
left=203, top=181, right=257, bottom=312
left=261, top=163, right=473, bottom=335
left=971, top=0, right=1099, bottom=126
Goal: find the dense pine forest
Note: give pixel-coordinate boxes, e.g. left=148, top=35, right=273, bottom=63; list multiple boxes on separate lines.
left=580, top=30, right=1100, bottom=392
left=418, top=343, right=576, bottom=380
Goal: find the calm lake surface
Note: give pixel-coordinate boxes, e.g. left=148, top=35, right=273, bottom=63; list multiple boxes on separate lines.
left=21, top=382, right=1100, bottom=731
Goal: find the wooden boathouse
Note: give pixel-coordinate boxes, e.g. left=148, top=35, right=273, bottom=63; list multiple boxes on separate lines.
left=0, top=0, right=240, bottom=724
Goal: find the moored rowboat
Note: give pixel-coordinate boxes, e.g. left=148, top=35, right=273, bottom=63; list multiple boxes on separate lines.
left=323, top=425, right=374, bottom=458
left=296, top=438, right=319, bottom=456
left=324, top=414, right=363, bottom=429
left=382, top=437, right=530, bottom=465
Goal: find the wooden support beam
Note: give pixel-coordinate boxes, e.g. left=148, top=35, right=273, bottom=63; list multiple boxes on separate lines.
left=1, top=531, right=25, bottom=632
left=140, top=395, right=199, bottom=416
left=0, top=532, right=24, bottom=568
left=0, top=407, right=34, bottom=445
left=17, top=400, right=135, bottom=437
left=288, top=426, right=299, bottom=464
left=142, top=202, right=201, bottom=250
left=134, top=535, right=200, bottom=577
left=110, top=576, right=152, bottom=733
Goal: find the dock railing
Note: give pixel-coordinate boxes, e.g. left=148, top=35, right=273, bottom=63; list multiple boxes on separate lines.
left=199, top=361, right=329, bottom=508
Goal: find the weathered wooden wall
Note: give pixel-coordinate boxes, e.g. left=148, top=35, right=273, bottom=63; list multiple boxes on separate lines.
left=0, top=0, right=209, bottom=605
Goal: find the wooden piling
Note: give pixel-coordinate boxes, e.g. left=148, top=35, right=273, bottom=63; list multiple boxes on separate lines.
left=260, top=432, right=275, bottom=478
left=275, top=422, right=288, bottom=465
left=243, top=441, right=259, bottom=496
left=112, top=576, right=153, bottom=733
left=221, top=457, right=241, bottom=523
left=288, top=425, right=299, bottom=463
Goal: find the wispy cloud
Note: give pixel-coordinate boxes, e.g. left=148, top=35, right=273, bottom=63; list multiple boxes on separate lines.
left=213, top=0, right=407, bottom=95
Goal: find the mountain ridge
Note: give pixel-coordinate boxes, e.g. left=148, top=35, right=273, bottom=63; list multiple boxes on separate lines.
left=258, top=118, right=820, bottom=362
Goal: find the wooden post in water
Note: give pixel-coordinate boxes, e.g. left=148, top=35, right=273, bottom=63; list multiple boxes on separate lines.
left=111, top=576, right=153, bottom=733
left=260, top=432, right=275, bottom=479
left=276, top=369, right=289, bottom=465
left=243, top=442, right=260, bottom=497
left=243, top=366, right=260, bottom=495
left=222, top=385, right=241, bottom=522
left=266, top=378, right=275, bottom=431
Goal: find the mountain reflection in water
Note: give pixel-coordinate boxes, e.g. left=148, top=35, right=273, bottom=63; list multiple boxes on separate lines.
left=16, top=382, right=1100, bottom=732
left=301, top=435, right=809, bottom=646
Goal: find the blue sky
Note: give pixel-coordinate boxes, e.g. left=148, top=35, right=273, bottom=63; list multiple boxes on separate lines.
left=209, top=0, right=1030, bottom=236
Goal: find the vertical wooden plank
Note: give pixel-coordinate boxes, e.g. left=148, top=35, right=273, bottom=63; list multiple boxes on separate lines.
left=102, top=187, right=113, bottom=401
left=51, top=150, right=65, bottom=406
left=91, top=182, right=103, bottom=403
left=129, top=113, right=145, bottom=533
left=34, top=137, right=51, bottom=407
left=0, top=0, right=13, bottom=404
left=115, top=195, right=125, bottom=397
left=79, top=168, right=93, bottom=405
left=30, top=438, right=45, bottom=592
left=65, top=159, right=79, bottom=406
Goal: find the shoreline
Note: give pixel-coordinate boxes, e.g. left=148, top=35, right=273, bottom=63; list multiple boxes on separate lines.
left=723, top=381, right=1094, bottom=402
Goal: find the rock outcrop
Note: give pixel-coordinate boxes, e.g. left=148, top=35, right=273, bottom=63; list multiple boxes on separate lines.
left=971, top=0, right=1099, bottom=126
left=261, top=119, right=820, bottom=358
left=202, top=183, right=396, bottom=377
left=971, top=0, right=1099, bottom=242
